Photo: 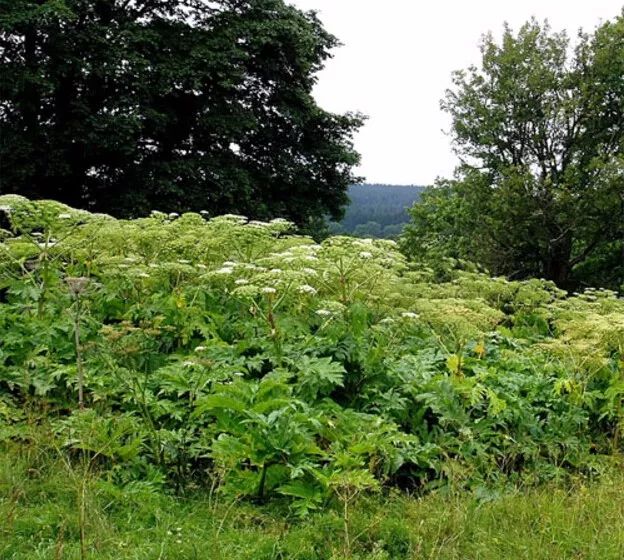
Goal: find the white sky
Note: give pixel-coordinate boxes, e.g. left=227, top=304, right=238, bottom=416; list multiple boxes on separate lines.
left=288, top=0, right=624, bottom=185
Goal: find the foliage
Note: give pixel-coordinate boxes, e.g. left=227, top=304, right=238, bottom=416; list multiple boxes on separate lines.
left=0, top=0, right=363, bottom=227
left=2, top=196, right=624, bottom=519
left=403, top=15, right=624, bottom=290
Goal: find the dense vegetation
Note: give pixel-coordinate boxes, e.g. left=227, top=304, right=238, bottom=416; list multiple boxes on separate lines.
left=0, top=0, right=362, bottom=227
left=329, top=184, right=424, bottom=238
left=403, top=16, right=624, bottom=290
left=3, top=195, right=624, bottom=557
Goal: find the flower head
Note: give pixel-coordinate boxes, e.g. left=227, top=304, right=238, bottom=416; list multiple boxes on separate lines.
left=298, top=284, right=317, bottom=295
left=401, top=312, right=419, bottom=319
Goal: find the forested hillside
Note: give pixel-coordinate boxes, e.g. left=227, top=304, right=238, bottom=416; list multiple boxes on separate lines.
left=330, top=184, right=424, bottom=238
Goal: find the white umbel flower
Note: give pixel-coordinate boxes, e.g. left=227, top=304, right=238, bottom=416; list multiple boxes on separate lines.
left=298, top=284, right=317, bottom=295
left=401, top=312, right=419, bottom=319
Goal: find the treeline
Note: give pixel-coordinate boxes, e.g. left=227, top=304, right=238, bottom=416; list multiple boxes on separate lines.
left=330, top=184, right=424, bottom=238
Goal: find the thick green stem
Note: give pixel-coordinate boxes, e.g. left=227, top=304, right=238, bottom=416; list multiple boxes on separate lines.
left=71, top=297, right=85, bottom=410
left=257, top=463, right=268, bottom=499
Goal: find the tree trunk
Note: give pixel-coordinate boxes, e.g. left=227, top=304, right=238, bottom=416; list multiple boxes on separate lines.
left=544, top=236, right=572, bottom=288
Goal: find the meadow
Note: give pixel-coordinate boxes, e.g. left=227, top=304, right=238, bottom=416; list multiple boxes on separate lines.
left=2, top=194, right=624, bottom=558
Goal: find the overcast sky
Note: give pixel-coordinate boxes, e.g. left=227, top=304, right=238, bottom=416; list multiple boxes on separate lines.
left=287, top=0, right=624, bottom=186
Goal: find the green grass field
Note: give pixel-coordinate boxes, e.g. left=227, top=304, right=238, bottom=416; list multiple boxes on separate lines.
left=2, top=445, right=623, bottom=560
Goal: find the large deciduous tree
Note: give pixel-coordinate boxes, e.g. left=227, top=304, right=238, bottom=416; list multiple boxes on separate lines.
left=403, top=16, right=624, bottom=289
left=0, top=0, right=363, bottom=226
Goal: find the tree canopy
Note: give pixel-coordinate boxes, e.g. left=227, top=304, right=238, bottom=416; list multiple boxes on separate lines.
left=0, top=0, right=363, bottom=226
left=403, top=16, right=624, bottom=290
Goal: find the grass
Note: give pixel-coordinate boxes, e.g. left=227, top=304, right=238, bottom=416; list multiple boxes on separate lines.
left=2, top=443, right=624, bottom=559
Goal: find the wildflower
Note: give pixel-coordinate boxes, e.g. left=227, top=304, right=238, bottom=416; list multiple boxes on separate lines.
left=58, top=213, right=72, bottom=219
left=221, top=214, right=248, bottom=222
left=0, top=205, right=11, bottom=213
left=136, top=272, right=150, bottom=278
left=298, top=284, right=317, bottom=295
left=269, top=268, right=282, bottom=274
left=200, top=210, right=210, bottom=216
left=401, top=312, right=419, bottom=319
left=304, top=256, right=318, bottom=262
left=178, top=259, right=191, bottom=264
left=168, top=212, right=179, bottom=219
left=194, top=346, right=207, bottom=353
left=261, top=287, right=277, bottom=294
left=303, top=268, right=318, bottom=276
left=149, top=263, right=159, bottom=269
left=316, top=309, right=332, bottom=317
left=214, top=267, right=234, bottom=275
left=359, top=251, right=373, bottom=259
left=65, top=276, right=90, bottom=296
left=182, top=361, right=195, bottom=368
left=38, top=242, right=57, bottom=249
left=222, top=261, right=237, bottom=267
left=235, top=278, right=249, bottom=285
left=197, top=264, right=207, bottom=270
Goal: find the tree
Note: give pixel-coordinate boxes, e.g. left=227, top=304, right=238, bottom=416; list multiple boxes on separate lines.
left=0, top=0, right=363, bottom=226
left=403, top=16, right=624, bottom=289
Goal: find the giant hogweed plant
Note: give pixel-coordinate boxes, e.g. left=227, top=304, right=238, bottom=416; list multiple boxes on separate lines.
left=0, top=195, right=623, bottom=516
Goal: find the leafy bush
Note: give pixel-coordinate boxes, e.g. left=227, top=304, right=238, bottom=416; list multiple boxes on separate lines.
left=1, top=196, right=623, bottom=515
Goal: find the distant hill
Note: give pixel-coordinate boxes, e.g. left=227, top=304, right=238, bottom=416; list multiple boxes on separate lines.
left=329, top=183, right=425, bottom=238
